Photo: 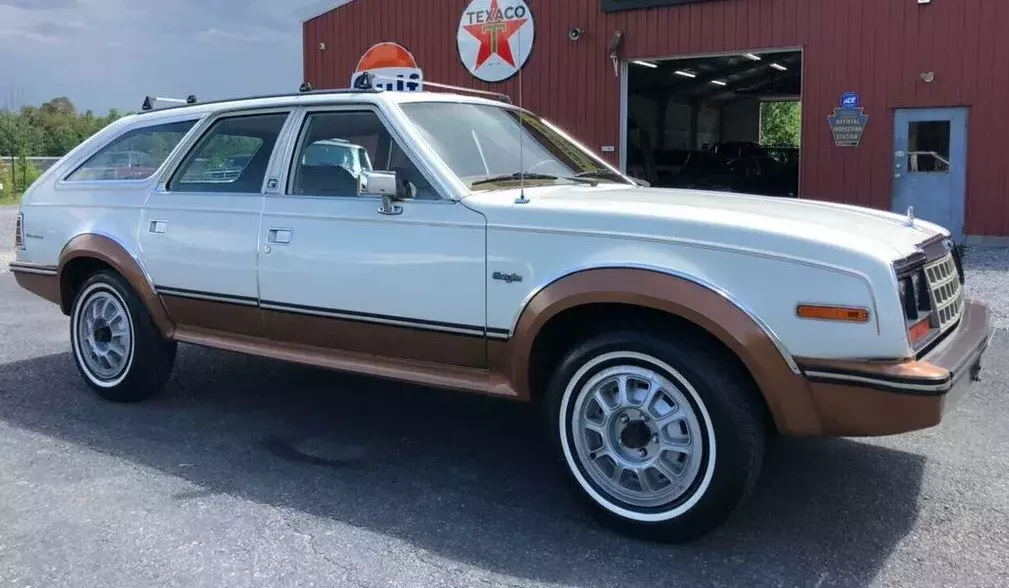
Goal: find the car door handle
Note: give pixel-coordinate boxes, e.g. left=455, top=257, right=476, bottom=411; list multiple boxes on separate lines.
left=148, top=220, right=167, bottom=234
left=267, top=228, right=293, bottom=244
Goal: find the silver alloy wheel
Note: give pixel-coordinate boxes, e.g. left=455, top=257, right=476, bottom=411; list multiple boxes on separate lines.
left=570, top=362, right=706, bottom=511
left=73, top=285, right=134, bottom=386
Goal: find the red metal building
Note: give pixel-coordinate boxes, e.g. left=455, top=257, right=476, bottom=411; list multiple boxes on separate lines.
left=303, top=0, right=1009, bottom=242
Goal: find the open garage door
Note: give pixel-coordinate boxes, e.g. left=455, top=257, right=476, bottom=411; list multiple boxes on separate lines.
left=623, top=49, right=802, bottom=198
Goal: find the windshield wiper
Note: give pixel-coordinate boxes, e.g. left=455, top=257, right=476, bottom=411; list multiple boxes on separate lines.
left=571, top=170, right=627, bottom=182
left=470, top=172, right=559, bottom=186
left=470, top=172, right=599, bottom=187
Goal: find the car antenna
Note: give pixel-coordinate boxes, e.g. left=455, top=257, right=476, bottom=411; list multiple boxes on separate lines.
left=514, top=26, right=529, bottom=205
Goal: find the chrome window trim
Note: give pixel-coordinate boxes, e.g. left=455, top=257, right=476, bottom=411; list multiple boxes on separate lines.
left=161, top=108, right=295, bottom=196
left=57, top=115, right=205, bottom=188
left=279, top=103, right=457, bottom=202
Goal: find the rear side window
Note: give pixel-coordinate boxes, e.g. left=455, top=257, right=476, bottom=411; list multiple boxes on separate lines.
left=169, top=112, right=289, bottom=194
left=66, top=120, right=196, bottom=181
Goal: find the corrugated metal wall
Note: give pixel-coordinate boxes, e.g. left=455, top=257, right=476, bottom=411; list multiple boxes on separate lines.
left=304, top=0, right=1009, bottom=236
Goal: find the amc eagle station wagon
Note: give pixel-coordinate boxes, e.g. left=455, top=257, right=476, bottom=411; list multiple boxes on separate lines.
left=10, top=82, right=992, bottom=543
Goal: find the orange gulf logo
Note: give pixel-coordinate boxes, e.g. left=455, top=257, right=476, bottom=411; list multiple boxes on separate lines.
left=351, top=42, right=423, bottom=91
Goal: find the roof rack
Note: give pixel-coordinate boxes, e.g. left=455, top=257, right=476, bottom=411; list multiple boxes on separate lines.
left=353, top=72, right=512, bottom=104
left=136, top=84, right=384, bottom=115
left=141, top=95, right=198, bottom=111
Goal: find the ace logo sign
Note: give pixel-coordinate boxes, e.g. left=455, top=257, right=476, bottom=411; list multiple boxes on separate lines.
left=457, top=0, right=535, bottom=83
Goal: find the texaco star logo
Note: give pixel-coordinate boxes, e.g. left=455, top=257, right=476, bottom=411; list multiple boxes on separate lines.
left=457, top=0, right=535, bottom=83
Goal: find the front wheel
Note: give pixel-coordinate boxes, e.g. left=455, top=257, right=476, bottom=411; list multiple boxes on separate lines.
left=70, top=270, right=176, bottom=402
left=546, top=330, right=766, bottom=543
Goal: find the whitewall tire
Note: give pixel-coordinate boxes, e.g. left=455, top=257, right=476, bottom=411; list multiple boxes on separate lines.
left=69, top=270, right=176, bottom=402
left=546, top=329, right=766, bottom=543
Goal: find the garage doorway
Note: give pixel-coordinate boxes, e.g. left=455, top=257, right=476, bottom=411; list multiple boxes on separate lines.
left=621, top=49, right=802, bottom=198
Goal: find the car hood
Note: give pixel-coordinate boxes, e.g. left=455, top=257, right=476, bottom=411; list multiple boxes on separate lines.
left=465, top=184, right=949, bottom=264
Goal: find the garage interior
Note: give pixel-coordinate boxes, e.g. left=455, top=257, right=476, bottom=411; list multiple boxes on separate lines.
left=625, top=50, right=802, bottom=197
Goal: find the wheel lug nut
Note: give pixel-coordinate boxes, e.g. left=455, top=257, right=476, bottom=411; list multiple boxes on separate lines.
left=651, top=434, right=659, bottom=443
left=639, top=448, right=648, bottom=457
left=619, top=415, right=630, bottom=424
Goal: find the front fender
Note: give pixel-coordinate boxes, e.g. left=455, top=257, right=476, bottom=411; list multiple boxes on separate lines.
left=488, top=267, right=823, bottom=436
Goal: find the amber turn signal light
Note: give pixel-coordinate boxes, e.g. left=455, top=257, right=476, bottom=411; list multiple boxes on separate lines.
left=796, top=304, right=870, bottom=323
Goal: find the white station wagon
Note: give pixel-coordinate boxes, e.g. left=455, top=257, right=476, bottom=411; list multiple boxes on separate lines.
left=10, top=79, right=992, bottom=542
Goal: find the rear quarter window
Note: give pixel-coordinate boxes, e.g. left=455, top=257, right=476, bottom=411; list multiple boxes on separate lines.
left=66, top=120, right=197, bottom=182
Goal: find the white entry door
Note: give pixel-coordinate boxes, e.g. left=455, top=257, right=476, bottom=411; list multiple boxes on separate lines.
left=257, top=107, right=488, bottom=368
left=140, top=110, right=292, bottom=336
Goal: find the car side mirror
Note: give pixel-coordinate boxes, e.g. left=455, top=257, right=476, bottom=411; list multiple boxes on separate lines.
left=360, top=170, right=399, bottom=197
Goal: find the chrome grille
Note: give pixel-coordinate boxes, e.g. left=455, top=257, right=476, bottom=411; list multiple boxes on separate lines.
left=924, top=253, right=964, bottom=330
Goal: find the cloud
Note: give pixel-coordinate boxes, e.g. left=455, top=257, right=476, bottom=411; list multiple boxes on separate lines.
left=197, top=28, right=266, bottom=44
left=0, top=0, right=318, bottom=111
left=0, top=0, right=80, bottom=9
left=0, top=28, right=62, bottom=44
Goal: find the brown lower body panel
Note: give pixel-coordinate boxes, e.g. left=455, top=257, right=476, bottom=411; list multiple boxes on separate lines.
left=805, top=381, right=945, bottom=436
left=173, top=326, right=519, bottom=399
left=162, top=295, right=265, bottom=338
left=795, top=300, right=991, bottom=437
left=12, top=270, right=61, bottom=306
left=262, top=309, right=486, bottom=369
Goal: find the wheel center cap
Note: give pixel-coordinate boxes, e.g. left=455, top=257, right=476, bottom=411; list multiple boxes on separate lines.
left=94, top=324, right=112, bottom=344
left=619, top=420, right=651, bottom=449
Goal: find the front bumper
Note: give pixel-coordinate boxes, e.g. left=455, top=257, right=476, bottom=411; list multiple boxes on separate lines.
left=797, top=300, right=992, bottom=436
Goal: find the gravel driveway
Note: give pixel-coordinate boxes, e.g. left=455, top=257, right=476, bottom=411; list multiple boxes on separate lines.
left=963, top=246, right=1009, bottom=329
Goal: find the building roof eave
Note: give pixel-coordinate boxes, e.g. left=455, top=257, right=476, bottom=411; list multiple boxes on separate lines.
left=297, top=0, right=358, bottom=24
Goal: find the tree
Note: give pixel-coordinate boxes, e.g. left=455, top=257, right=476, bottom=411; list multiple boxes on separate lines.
left=760, top=101, right=801, bottom=147
left=0, top=153, right=40, bottom=203
left=1, top=97, right=129, bottom=159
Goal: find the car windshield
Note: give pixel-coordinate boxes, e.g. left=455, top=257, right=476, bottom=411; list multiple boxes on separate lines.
left=400, top=102, right=632, bottom=189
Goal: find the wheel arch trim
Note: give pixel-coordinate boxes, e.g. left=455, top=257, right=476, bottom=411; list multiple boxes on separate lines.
left=494, top=265, right=821, bottom=435
left=58, top=233, right=175, bottom=338
left=510, top=264, right=799, bottom=373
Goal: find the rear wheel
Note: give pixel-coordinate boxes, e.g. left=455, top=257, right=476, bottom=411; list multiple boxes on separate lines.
left=546, top=329, right=765, bottom=543
left=70, top=270, right=176, bottom=402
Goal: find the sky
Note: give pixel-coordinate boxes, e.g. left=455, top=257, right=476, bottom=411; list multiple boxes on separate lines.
left=0, top=0, right=334, bottom=113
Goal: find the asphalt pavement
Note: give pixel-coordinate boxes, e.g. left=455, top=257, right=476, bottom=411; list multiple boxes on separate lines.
left=0, top=206, right=15, bottom=271
left=1, top=266, right=1009, bottom=587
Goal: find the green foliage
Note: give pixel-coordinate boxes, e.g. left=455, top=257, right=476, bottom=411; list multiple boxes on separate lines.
left=200, top=135, right=263, bottom=168
left=760, top=101, right=802, bottom=147
left=0, top=154, right=40, bottom=204
left=0, top=97, right=128, bottom=159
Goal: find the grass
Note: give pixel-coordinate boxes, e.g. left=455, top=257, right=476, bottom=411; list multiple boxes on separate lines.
left=0, top=191, right=21, bottom=206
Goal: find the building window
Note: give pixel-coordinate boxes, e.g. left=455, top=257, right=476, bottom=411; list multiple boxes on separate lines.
left=908, top=121, right=951, bottom=173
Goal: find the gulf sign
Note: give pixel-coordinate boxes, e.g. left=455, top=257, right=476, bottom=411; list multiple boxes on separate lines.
left=350, top=42, right=423, bottom=91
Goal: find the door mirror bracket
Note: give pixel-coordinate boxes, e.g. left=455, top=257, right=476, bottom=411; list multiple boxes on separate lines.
left=362, top=170, right=416, bottom=215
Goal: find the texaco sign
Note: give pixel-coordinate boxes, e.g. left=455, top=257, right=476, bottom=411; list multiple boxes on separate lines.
left=457, top=0, right=535, bottom=83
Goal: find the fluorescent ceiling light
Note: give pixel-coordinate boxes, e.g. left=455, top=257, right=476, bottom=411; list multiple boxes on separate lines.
left=710, top=80, right=728, bottom=86
left=770, top=63, right=787, bottom=71
left=674, top=70, right=696, bottom=78
left=631, top=60, right=659, bottom=68
left=744, top=53, right=762, bottom=61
